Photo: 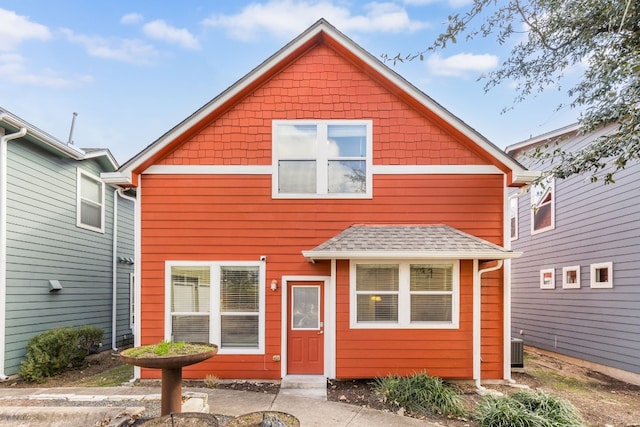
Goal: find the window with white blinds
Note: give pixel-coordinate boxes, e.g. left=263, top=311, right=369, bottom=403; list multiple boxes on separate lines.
left=76, top=168, right=105, bottom=232
left=167, top=262, right=264, bottom=354
left=351, top=260, right=459, bottom=329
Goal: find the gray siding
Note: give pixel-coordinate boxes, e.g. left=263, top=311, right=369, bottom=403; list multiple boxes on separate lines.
left=510, top=133, right=640, bottom=375
left=3, top=140, right=134, bottom=374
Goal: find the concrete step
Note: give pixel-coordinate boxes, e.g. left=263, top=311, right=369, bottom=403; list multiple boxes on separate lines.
left=280, top=375, right=326, bottom=389
left=280, top=375, right=327, bottom=400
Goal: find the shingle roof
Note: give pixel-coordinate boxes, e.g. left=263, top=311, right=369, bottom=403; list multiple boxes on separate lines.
left=302, top=225, right=521, bottom=260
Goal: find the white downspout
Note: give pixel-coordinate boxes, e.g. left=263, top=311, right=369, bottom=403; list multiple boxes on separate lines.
left=474, top=259, right=504, bottom=390
left=111, top=188, right=136, bottom=352
left=0, top=124, right=27, bottom=380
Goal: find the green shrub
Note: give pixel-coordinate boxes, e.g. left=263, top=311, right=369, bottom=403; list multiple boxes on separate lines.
left=374, top=371, right=466, bottom=417
left=476, top=390, right=584, bottom=427
left=19, top=326, right=103, bottom=383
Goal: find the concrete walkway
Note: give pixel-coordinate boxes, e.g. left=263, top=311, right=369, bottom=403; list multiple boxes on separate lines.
left=0, top=385, right=444, bottom=426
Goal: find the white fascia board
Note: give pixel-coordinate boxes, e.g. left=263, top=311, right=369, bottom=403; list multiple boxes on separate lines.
left=512, top=169, right=542, bottom=185
left=302, top=250, right=523, bottom=260
left=101, top=171, right=133, bottom=186
left=0, top=112, right=85, bottom=160
left=506, top=123, right=580, bottom=154
left=83, top=149, right=119, bottom=170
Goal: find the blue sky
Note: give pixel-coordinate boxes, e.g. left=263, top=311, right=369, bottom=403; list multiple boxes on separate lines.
left=1, top=0, right=578, bottom=165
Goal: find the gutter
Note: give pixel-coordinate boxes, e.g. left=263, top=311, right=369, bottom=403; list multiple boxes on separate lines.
left=111, top=188, right=136, bottom=351
left=0, top=124, right=28, bottom=380
left=474, top=259, right=504, bottom=390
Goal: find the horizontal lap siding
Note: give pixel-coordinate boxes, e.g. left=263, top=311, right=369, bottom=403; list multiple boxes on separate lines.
left=511, top=153, right=640, bottom=375
left=335, top=260, right=476, bottom=379
left=140, top=173, right=504, bottom=379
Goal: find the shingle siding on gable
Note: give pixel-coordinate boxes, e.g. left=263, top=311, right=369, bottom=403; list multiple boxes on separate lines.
left=159, top=44, right=485, bottom=167
left=510, top=135, right=640, bottom=375
left=3, top=141, right=134, bottom=374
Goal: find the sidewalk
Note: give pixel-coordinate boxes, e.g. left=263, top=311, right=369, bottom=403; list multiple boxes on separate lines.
left=0, top=385, right=443, bottom=426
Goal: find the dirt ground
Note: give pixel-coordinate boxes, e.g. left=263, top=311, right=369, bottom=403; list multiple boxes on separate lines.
left=1, top=349, right=639, bottom=426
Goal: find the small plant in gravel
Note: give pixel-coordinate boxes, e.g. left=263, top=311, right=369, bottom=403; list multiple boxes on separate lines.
left=204, top=374, right=221, bottom=388
left=476, top=389, right=584, bottom=427
left=373, top=371, right=466, bottom=417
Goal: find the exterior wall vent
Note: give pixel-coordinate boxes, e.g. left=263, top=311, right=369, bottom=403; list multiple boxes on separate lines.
left=511, top=337, right=524, bottom=368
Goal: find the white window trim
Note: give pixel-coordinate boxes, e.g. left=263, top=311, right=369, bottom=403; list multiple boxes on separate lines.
left=76, top=168, right=106, bottom=233
left=272, top=119, right=373, bottom=199
left=349, top=259, right=460, bottom=329
left=590, top=262, right=613, bottom=289
left=164, top=260, right=266, bottom=355
left=562, top=266, right=580, bottom=289
left=540, top=268, right=555, bottom=289
left=531, top=177, right=555, bottom=235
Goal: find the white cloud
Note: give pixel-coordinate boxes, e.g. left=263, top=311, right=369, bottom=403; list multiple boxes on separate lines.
left=0, top=8, right=51, bottom=51
left=61, top=28, right=159, bottom=65
left=121, top=13, right=144, bottom=25
left=142, top=20, right=200, bottom=50
left=202, top=0, right=428, bottom=41
left=0, top=53, right=91, bottom=88
left=426, top=52, right=498, bottom=78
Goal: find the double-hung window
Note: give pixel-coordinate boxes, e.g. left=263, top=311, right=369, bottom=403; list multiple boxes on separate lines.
left=350, top=260, right=459, bottom=329
left=76, top=168, right=105, bottom=232
left=167, top=261, right=264, bottom=354
left=273, top=120, right=372, bottom=198
left=531, top=176, right=554, bottom=234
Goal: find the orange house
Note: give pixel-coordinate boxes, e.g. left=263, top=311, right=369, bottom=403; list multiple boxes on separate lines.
left=106, top=20, right=535, bottom=385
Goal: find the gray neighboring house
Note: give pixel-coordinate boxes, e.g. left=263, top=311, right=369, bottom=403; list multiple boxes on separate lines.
left=506, top=123, right=640, bottom=385
left=0, top=108, right=135, bottom=377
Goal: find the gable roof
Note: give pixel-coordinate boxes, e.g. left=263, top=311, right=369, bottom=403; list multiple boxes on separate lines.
left=0, top=108, right=118, bottom=171
left=302, top=224, right=521, bottom=261
left=108, top=19, right=533, bottom=187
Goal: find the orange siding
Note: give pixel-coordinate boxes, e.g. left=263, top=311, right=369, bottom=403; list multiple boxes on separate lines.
left=159, top=44, right=486, bottom=167
left=139, top=173, right=505, bottom=380
left=138, top=39, right=508, bottom=381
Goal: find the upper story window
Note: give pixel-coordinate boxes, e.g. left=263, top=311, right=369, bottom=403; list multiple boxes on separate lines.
left=76, top=168, right=105, bottom=233
left=272, top=120, right=372, bottom=198
left=531, top=176, right=554, bottom=235
left=350, top=260, right=459, bottom=329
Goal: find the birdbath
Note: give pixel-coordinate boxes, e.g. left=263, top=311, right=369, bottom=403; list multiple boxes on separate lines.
left=120, top=342, right=218, bottom=416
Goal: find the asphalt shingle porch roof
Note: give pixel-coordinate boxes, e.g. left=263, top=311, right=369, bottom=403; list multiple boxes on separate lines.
left=302, top=225, right=521, bottom=261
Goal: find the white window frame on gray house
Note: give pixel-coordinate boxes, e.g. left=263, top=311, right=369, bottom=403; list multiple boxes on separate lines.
left=76, top=168, right=105, bottom=233
left=531, top=176, right=555, bottom=235
left=349, top=259, right=460, bottom=329
left=562, top=265, right=581, bottom=289
left=590, top=262, right=613, bottom=289
left=272, top=120, right=373, bottom=199
left=510, top=197, right=518, bottom=241
left=540, top=268, right=555, bottom=289
left=165, top=261, right=265, bottom=354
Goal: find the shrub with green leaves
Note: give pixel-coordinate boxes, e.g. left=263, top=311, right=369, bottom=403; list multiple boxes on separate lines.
left=476, top=390, right=584, bottom=427
left=373, top=371, right=466, bottom=417
left=19, top=326, right=103, bottom=383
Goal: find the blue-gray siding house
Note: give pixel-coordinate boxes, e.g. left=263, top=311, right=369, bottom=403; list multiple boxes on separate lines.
left=506, top=123, right=640, bottom=385
left=0, top=108, right=135, bottom=377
